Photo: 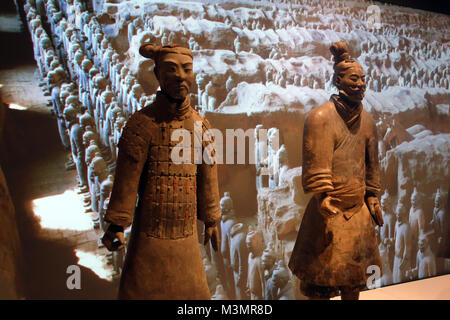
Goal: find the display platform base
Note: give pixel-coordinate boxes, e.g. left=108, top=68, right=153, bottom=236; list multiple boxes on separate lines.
left=331, top=274, right=450, bottom=300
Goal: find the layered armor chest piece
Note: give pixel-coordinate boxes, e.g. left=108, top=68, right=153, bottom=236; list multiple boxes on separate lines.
left=138, top=116, right=201, bottom=239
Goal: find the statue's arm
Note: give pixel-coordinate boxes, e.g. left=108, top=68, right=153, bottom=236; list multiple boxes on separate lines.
left=365, top=115, right=381, bottom=197
left=221, top=231, right=229, bottom=259
left=104, top=114, right=151, bottom=228
left=402, top=227, right=410, bottom=263
left=197, top=162, right=221, bottom=224
left=196, top=118, right=221, bottom=225
left=301, top=106, right=334, bottom=195
left=238, top=236, right=248, bottom=286
left=365, top=115, right=384, bottom=225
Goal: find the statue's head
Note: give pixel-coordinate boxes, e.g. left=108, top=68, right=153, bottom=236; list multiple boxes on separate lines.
left=83, top=130, right=96, bottom=147
left=47, top=70, right=62, bottom=86
left=120, top=66, right=129, bottom=77
left=330, top=41, right=366, bottom=104
left=40, top=36, right=52, bottom=49
left=115, top=116, right=127, bottom=131
left=220, top=192, right=234, bottom=215
left=86, top=146, right=100, bottom=164
left=79, top=112, right=95, bottom=128
left=418, top=234, right=429, bottom=252
left=94, top=76, right=107, bottom=90
left=411, top=187, right=419, bottom=208
left=255, top=124, right=266, bottom=141
left=74, top=50, right=84, bottom=65
left=65, top=95, right=79, bottom=109
left=434, top=188, right=443, bottom=208
left=63, top=106, right=78, bottom=126
left=139, top=43, right=194, bottom=101
left=261, top=245, right=276, bottom=270
left=272, top=261, right=290, bottom=288
left=82, top=59, right=93, bottom=73
left=246, top=227, right=264, bottom=254
left=102, top=175, right=114, bottom=194
left=395, top=201, right=407, bottom=222
left=111, top=102, right=122, bottom=115
left=277, top=144, right=288, bottom=164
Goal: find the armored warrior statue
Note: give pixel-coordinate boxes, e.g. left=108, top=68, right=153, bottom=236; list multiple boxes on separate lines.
left=409, top=187, right=426, bottom=267
left=246, top=228, right=265, bottom=300
left=220, top=192, right=238, bottom=299
left=407, top=234, right=436, bottom=280
left=270, top=261, right=296, bottom=300
left=393, top=201, right=411, bottom=284
left=262, top=243, right=277, bottom=299
left=255, top=124, right=269, bottom=189
left=431, top=188, right=447, bottom=255
left=430, top=188, right=450, bottom=272
left=67, top=107, right=88, bottom=194
left=102, top=44, right=221, bottom=299
left=230, top=222, right=249, bottom=300
left=267, top=128, right=280, bottom=189
left=289, top=42, right=383, bottom=300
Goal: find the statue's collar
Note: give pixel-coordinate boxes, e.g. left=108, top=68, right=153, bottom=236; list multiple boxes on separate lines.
left=330, top=93, right=363, bottom=129
left=154, top=91, right=191, bottom=120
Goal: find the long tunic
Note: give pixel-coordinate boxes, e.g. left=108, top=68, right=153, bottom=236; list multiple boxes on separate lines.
left=105, top=92, right=221, bottom=299
left=288, top=95, right=382, bottom=296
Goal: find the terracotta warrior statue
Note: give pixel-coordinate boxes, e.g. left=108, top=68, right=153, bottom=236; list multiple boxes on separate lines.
left=288, top=42, right=383, bottom=300
left=102, top=43, right=221, bottom=299
left=393, top=200, right=411, bottom=284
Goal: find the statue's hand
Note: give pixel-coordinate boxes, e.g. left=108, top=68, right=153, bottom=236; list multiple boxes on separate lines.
left=366, top=196, right=384, bottom=226
left=204, top=224, right=220, bottom=252
left=318, top=195, right=342, bottom=218
left=101, top=224, right=125, bottom=251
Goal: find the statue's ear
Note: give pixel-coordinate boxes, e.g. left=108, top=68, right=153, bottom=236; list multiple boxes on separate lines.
left=153, top=65, right=160, bottom=81
left=334, top=75, right=341, bottom=88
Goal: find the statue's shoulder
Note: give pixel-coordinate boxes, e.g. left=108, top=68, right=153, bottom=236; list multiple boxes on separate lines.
left=191, top=108, right=213, bottom=129
left=306, top=101, right=335, bottom=125
left=361, top=109, right=375, bottom=122
left=361, top=109, right=377, bottom=130
left=122, top=105, right=158, bottom=140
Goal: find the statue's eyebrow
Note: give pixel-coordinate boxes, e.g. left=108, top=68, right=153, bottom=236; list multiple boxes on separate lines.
left=161, top=60, right=178, bottom=66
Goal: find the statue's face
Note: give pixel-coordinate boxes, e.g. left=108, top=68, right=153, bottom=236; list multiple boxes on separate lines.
left=396, top=204, right=406, bottom=221
left=156, top=53, right=194, bottom=101
left=337, top=65, right=366, bottom=104
left=272, top=268, right=287, bottom=287
left=381, top=196, right=388, bottom=211
left=262, top=251, right=275, bottom=269
left=418, top=238, right=427, bottom=251
left=411, top=191, right=417, bottom=207
left=220, top=200, right=232, bottom=214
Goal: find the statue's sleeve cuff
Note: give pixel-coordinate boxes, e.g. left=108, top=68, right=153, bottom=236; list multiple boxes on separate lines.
left=104, top=209, right=133, bottom=228
left=366, top=185, right=381, bottom=197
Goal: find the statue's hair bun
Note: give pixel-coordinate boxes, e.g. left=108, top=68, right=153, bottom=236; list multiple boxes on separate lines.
left=139, top=43, right=194, bottom=61
left=330, top=41, right=351, bottom=64
left=139, top=43, right=158, bottom=60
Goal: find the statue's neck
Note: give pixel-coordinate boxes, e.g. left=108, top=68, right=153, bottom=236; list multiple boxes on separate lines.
left=338, top=90, right=361, bottom=109
left=155, top=90, right=190, bottom=119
